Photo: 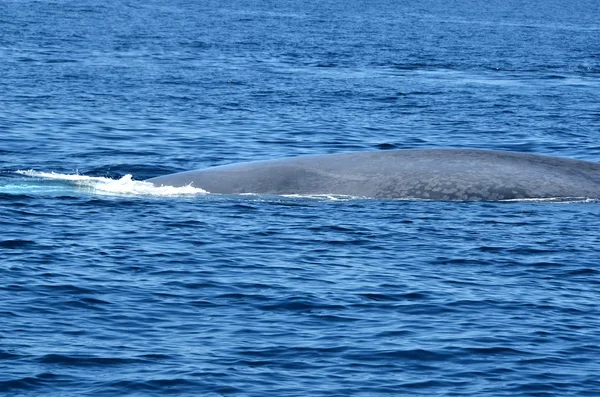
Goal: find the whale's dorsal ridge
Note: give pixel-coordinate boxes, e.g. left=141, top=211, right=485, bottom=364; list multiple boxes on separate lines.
left=147, top=149, right=600, bottom=201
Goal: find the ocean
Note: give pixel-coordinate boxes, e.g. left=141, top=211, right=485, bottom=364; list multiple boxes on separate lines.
left=1, top=0, right=600, bottom=395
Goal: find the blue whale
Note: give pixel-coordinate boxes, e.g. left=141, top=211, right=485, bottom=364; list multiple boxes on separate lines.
left=147, top=149, right=600, bottom=201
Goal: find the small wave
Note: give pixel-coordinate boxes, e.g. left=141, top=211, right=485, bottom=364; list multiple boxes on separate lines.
left=14, top=170, right=207, bottom=197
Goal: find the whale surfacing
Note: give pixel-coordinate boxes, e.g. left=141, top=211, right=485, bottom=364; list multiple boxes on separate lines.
left=147, top=149, right=600, bottom=201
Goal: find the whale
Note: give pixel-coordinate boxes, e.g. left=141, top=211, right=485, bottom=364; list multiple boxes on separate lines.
left=147, top=149, right=600, bottom=201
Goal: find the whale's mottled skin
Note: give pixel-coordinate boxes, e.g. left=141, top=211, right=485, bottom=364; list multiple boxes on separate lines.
left=147, top=149, right=600, bottom=201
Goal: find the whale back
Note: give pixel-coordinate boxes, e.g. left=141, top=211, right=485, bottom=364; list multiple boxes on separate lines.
left=147, top=149, right=600, bottom=200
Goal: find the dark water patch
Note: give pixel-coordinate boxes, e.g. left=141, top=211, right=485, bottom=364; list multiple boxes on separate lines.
left=0, top=350, right=21, bottom=360
left=309, top=314, right=361, bottom=323
left=80, top=198, right=133, bottom=207
left=567, top=268, right=599, bottom=276
left=240, top=345, right=350, bottom=361
left=164, top=220, right=209, bottom=227
left=137, top=353, right=172, bottom=360
left=396, top=303, right=461, bottom=315
left=188, top=239, right=209, bottom=246
left=433, top=257, right=490, bottom=266
left=165, top=281, right=226, bottom=290
left=0, top=372, right=71, bottom=392
left=215, top=292, right=271, bottom=301
left=527, top=261, right=565, bottom=267
left=359, top=293, right=402, bottom=302
left=390, top=62, right=447, bottom=71
left=375, top=96, right=401, bottom=102
left=477, top=245, right=507, bottom=253
left=308, top=225, right=355, bottom=233
left=315, top=62, right=338, bottom=68
left=189, top=300, right=221, bottom=307
left=397, top=291, right=430, bottom=300
left=0, top=311, right=19, bottom=318
left=508, top=247, right=560, bottom=255
left=258, top=298, right=346, bottom=312
left=447, top=299, right=503, bottom=310
left=345, top=348, right=453, bottom=362
left=0, top=193, right=34, bottom=200
left=324, top=238, right=372, bottom=246
left=0, top=284, right=29, bottom=292
left=375, top=143, right=400, bottom=150
left=39, top=284, right=95, bottom=295
left=0, top=239, right=36, bottom=249
left=12, top=209, right=59, bottom=218
left=518, top=356, right=564, bottom=365
left=358, top=291, right=429, bottom=302
left=54, top=195, right=79, bottom=200
left=64, top=297, right=112, bottom=310
left=44, top=58, right=78, bottom=64
left=100, top=378, right=216, bottom=395
left=510, top=381, right=578, bottom=394
left=545, top=74, right=567, bottom=79
left=230, top=203, right=260, bottom=211
left=462, top=346, right=532, bottom=356
left=0, top=376, right=45, bottom=392
left=38, top=354, right=144, bottom=366
left=399, top=379, right=470, bottom=389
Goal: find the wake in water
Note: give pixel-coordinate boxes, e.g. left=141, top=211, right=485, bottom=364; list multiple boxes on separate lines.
left=4, top=170, right=207, bottom=197
left=3, top=171, right=357, bottom=200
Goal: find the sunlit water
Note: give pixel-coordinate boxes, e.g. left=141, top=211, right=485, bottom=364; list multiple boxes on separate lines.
left=1, top=0, right=600, bottom=395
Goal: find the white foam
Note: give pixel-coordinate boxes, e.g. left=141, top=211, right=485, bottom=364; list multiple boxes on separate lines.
left=281, top=193, right=363, bottom=201
left=15, top=170, right=208, bottom=197
left=500, top=197, right=597, bottom=203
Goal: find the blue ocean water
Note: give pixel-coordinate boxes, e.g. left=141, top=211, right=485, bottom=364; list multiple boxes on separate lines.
left=1, top=0, right=600, bottom=395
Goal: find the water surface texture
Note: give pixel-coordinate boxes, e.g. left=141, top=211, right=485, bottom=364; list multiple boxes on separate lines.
left=1, top=0, right=600, bottom=395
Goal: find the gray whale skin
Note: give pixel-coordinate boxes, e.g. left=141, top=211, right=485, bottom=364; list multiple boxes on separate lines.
left=147, top=149, right=600, bottom=201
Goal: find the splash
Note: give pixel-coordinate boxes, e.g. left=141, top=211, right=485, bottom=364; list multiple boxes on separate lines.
left=13, top=170, right=207, bottom=197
